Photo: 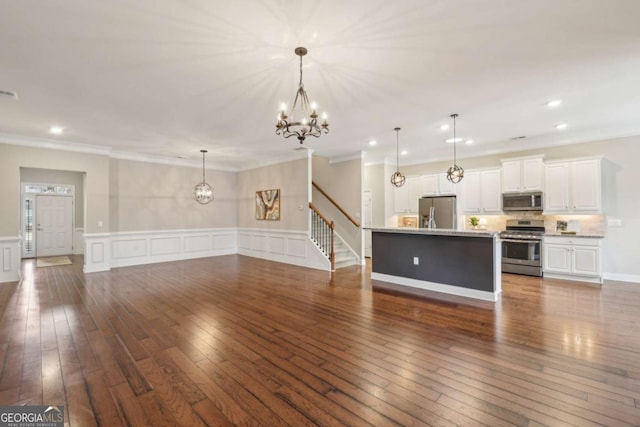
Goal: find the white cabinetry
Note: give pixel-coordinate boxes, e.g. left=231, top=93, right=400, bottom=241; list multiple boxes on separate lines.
left=501, top=156, right=544, bottom=192
left=544, top=158, right=601, bottom=213
left=438, top=173, right=457, bottom=195
left=420, top=173, right=457, bottom=196
left=543, top=236, right=602, bottom=284
left=460, top=169, right=502, bottom=214
left=420, top=174, right=439, bottom=196
left=394, top=176, right=421, bottom=213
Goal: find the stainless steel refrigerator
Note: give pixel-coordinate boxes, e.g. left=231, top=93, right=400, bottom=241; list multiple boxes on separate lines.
left=419, top=196, right=457, bottom=229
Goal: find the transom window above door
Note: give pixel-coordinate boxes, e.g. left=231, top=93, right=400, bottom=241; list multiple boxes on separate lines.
left=24, top=184, right=73, bottom=194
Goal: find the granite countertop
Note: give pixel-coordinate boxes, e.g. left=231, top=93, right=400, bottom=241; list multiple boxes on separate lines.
left=544, top=233, right=605, bottom=239
left=366, top=227, right=499, bottom=238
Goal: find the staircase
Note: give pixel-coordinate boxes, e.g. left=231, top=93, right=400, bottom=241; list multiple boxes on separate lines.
left=310, top=181, right=361, bottom=271
left=333, top=235, right=358, bottom=269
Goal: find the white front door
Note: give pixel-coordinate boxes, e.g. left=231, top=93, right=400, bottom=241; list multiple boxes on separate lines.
left=36, top=195, right=73, bottom=257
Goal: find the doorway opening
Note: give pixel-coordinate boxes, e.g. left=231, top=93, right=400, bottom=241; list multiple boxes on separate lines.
left=21, top=183, right=75, bottom=258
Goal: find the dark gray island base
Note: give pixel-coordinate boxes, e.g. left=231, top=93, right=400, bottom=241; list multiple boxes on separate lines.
left=370, top=228, right=502, bottom=302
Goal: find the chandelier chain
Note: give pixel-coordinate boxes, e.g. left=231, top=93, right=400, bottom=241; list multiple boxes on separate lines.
left=202, top=150, right=206, bottom=182
left=395, top=128, right=400, bottom=171
left=299, top=53, right=303, bottom=88
left=453, top=114, right=457, bottom=164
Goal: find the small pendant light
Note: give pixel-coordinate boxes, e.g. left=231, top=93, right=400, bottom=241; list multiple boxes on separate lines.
left=390, top=127, right=406, bottom=187
left=446, top=114, right=464, bottom=183
left=194, top=149, right=214, bottom=204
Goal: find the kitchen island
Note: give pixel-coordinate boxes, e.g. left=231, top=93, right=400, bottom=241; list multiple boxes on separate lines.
left=369, top=227, right=501, bottom=302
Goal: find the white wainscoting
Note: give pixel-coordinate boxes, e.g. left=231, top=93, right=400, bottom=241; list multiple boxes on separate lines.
left=237, top=228, right=331, bottom=271
left=83, top=233, right=112, bottom=273
left=0, top=237, right=21, bottom=283
left=73, top=228, right=84, bottom=255
left=109, top=228, right=237, bottom=268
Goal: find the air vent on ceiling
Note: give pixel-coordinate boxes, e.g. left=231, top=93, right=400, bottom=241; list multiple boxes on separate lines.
left=0, top=90, right=18, bottom=100
left=511, top=136, right=527, bottom=140
left=293, top=146, right=309, bottom=151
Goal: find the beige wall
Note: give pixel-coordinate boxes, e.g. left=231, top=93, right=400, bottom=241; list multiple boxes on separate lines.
left=20, top=167, right=85, bottom=227
left=0, top=143, right=109, bottom=235
left=237, top=157, right=310, bottom=231
left=109, top=158, right=237, bottom=232
left=312, top=156, right=363, bottom=256
left=364, top=163, right=385, bottom=227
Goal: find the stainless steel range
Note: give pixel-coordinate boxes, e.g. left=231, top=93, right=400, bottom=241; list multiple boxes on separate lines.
left=500, top=219, right=545, bottom=277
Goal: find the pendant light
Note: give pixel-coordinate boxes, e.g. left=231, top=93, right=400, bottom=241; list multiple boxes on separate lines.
left=194, top=149, right=214, bottom=204
left=446, top=114, right=464, bottom=183
left=390, top=127, right=406, bottom=187
left=276, top=47, right=329, bottom=144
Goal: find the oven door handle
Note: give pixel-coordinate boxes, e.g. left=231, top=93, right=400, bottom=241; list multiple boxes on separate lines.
left=501, top=239, right=541, bottom=243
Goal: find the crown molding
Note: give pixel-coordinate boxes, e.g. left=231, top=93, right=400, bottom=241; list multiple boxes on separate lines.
left=237, top=149, right=312, bottom=172
left=328, top=151, right=363, bottom=165
left=0, top=132, right=112, bottom=156
left=0, top=132, right=242, bottom=171
left=109, top=150, right=238, bottom=172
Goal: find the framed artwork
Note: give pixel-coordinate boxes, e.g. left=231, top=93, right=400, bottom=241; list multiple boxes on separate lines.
left=255, top=189, right=280, bottom=220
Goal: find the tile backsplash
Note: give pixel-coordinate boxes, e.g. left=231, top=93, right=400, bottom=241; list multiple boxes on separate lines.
left=463, top=213, right=605, bottom=235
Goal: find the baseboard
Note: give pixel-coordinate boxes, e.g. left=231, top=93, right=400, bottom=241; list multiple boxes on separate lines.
left=543, top=272, right=603, bottom=285
left=0, top=237, right=21, bottom=283
left=602, top=272, right=640, bottom=284
left=371, top=272, right=500, bottom=302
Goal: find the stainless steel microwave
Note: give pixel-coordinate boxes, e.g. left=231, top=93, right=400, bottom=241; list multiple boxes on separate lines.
left=502, top=191, right=543, bottom=212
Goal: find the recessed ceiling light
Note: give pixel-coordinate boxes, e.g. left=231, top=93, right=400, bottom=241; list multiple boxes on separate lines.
left=401, top=150, right=408, bottom=156
left=546, top=99, right=562, bottom=108
left=555, top=123, right=568, bottom=130
left=49, top=126, right=64, bottom=135
left=445, top=138, right=464, bottom=143
left=368, top=140, right=377, bottom=146
left=439, top=124, right=449, bottom=131
left=465, top=140, right=474, bottom=145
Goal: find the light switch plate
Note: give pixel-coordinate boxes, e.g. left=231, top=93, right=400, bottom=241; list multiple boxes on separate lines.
left=413, top=257, right=419, bottom=265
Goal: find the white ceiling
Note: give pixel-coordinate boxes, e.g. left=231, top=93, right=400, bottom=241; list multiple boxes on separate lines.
left=2, top=0, right=640, bottom=170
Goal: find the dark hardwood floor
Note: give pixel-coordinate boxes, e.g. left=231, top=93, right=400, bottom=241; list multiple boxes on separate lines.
left=1, top=255, right=640, bottom=426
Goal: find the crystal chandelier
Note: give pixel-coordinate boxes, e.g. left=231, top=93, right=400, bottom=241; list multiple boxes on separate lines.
left=194, top=149, right=213, bottom=204
left=276, top=47, right=329, bottom=144
left=390, top=127, right=406, bottom=187
left=446, top=114, right=464, bottom=183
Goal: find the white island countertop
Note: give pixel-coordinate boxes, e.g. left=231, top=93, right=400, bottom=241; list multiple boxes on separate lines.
left=366, top=227, right=499, bottom=238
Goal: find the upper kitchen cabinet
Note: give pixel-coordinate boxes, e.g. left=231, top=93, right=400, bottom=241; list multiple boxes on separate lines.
left=460, top=168, right=502, bottom=214
left=438, top=173, right=457, bottom=195
left=420, top=173, right=457, bottom=196
left=544, top=158, right=601, bottom=214
left=501, top=155, right=544, bottom=192
left=419, top=174, right=439, bottom=196
left=394, top=176, right=421, bottom=213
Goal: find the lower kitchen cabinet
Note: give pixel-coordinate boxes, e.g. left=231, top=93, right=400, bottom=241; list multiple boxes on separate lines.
left=543, top=236, right=602, bottom=284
